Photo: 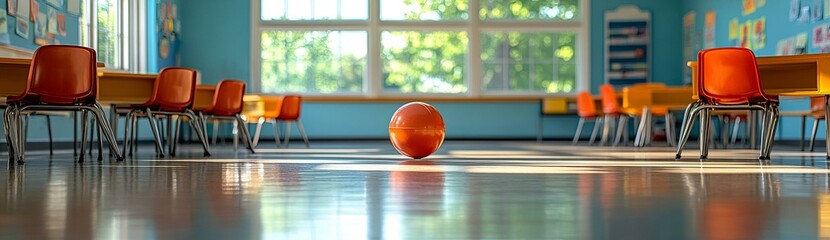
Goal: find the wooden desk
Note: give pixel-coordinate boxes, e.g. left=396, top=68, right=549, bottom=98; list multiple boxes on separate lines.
left=689, top=53, right=830, bottom=158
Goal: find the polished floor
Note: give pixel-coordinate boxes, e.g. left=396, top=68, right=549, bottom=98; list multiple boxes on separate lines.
left=1, top=140, right=830, bottom=239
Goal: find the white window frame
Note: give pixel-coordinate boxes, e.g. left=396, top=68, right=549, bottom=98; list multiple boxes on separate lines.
left=80, top=0, right=146, bottom=72
left=251, top=0, right=590, bottom=97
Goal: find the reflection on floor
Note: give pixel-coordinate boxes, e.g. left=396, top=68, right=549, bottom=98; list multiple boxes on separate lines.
left=0, top=141, right=829, bottom=239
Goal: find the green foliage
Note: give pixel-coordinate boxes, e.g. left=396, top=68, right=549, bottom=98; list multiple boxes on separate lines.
left=259, top=0, right=580, bottom=94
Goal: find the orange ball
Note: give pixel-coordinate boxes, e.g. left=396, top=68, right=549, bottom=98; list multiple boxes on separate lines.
left=389, top=102, right=446, bottom=159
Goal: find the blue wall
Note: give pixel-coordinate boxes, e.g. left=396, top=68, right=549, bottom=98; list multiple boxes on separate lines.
left=177, top=0, right=684, bottom=140
left=684, top=0, right=821, bottom=140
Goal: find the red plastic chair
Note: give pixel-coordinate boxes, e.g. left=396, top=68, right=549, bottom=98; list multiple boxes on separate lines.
left=808, top=97, right=825, bottom=152
left=199, top=80, right=255, bottom=153
left=3, top=45, right=123, bottom=163
left=675, top=48, right=779, bottom=160
left=122, top=67, right=211, bottom=157
left=276, top=95, right=309, bottom=147
left=572, top=91, right=602, bottom=145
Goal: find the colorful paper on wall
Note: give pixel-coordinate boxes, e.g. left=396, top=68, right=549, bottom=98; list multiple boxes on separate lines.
left=16, top=0, right=28, bottom=20
left=752, top=17, right=766, bottom=49
left=814, top=0, right=825, bottom=21
left=0, top=11, right=9, bottom=45
left=66, top=0, right=79, bottom=15
left=29, top=0, right=36, bottom=22
left=7, top=0, right=16, bottom=17
left=15, top=16, right=27, bottom=39
left=729, top=18, right=739, bottom=40
left=34, top=11, right=47, bottom=45
left=46, top=7, right=56, bottom=37
left=759, top=0, right=766, bottom=7
left=704, top=11, right=716, bottom=49
left=740, top=20, right=752, bottom=49
left=57, top=13, right=65, bottom=36
left=796, top=32, right=809, bottom=54
left=792, top=0, right=802, bottom=21
left=825, top=0, right=830, bottom=19
left=744, top=0, right=757, bottom=15
left=800, top=6, right=812, bottom=23
left=46, top=0, right=62, bottom=9
left=776, top=37, right=794, bottom=55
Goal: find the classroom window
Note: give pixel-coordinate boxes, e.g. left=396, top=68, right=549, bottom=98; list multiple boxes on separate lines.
left=254, top=0, right=588, bottom=96
left=80, top=0, right=145, bottom=71
left=481, top=32, right=577, bottom=93
left=260, top=31, right=367, bottom=94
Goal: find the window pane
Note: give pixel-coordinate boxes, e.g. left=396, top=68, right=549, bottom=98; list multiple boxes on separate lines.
left=480, top=0, right=579, bottom=20
left=382, top=31, right=468, bottom=93
left=380, top=0, right=468, bottom=20
left=260, top=31, right=367, bottom=94
left=261, top=0, right=368, bottom=20
left=481, top=32, right=576, bottom=93
left=97, top=0, right=120, bottom=69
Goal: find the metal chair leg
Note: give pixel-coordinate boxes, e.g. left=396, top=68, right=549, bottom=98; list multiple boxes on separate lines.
left=588, top=118, right=602, bottom=145
left=79, top=110, right=89, bottom=162
left=122, top=111, right=133, bottom=158
left=145, top=108, right=166, bottom=157
left=297, top=121, right=310, bottom=147
left=675, top=102, right=700, bottom=159
left=762, top=105, right=780, bottom=159
left=665, top=114, right=677, bottom=147
left=731, top=117, right=742, bottom=145
left=233, top=120, right=239, bottom=151
left=700, top=108, right=712, bottom=160
left=90, top=104, right=122, bottom=161
left=284, top=122, right=292, bottom=148
left=572, top=118, right=585, bottom=145
left=211, top=119, right=219, bottom=145
left=810, top=118, right=820, bottom=152
left=172, top=117, right=182, bottom=156
left=614, top=115, right=628, bottom=146
left=272, top=119, right=282, bottom=147
left=253, top=117, right=265, bottom=148
left=185, top=110, right=211, bottom=157
left=235, top=114, right=256, bottom=153
left=801, top=115, right=807, bottom=151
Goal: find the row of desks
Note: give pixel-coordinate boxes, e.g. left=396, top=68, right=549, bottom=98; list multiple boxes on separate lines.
left=0, top=57, right=218, bottom=110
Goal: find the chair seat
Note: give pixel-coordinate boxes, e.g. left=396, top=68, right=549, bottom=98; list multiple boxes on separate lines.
left=130, top=103, right=187, bottom=112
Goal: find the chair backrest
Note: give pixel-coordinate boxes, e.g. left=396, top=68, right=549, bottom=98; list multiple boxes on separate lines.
left=26, top=45, right=98, bottom=104
left=262, top=96, right=283, bottom=119
left=576, top=91, right=597, bottom=118
left=277, top=95, right=302, bottom=121
left=811, top=97, right=825, bottom=112
left=697, top=48, right=773, bottom=103
left=599, top=84, right=620, bottom=114
left=207, top=80, right=246, bottom=116
left=146, top=67, right=198, bottom=111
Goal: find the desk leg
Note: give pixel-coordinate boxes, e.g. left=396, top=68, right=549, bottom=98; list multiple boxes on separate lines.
left=801, top=115, right=806, bottom=151
left=825, top=96, right=830, bottom=159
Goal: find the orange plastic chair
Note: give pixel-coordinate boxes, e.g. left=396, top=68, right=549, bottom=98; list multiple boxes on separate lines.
left=808, top=97, right=825, bottom=152
left=276, top=95, right=309, bottom=147
left=598, top=84, right=621, bottom=145
left=122, top=67, right=211, bottom=158
left=572, top=91, right=602, bottom=145
left=675, top=48, right=779, bottom=160
left=251, top=96, right=284, bottom=148
left=199, top=80, right=255, bottom=153
left=3, top=45, right=123, bottom=163
left=617, top=83, right=672, bottom=147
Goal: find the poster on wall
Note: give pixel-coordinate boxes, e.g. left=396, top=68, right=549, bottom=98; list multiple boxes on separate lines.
left=29, top=0, right=36, bottom=22
left=752, top=17, right=766, bottom=49
left=796, top=33, right=809, bottom=54
left=46, top=0, right=62, bottom=9
left=0, top=11, right=9, bottom=45
left=15, top=16, right=27, bottom=39
left=813, top=24, right=830, bottom=52
left=759, top=0, right=766, bottom=7
left=792, top=0, right=802, bottom=21
left=47, top=7, right=56, bottom=36
left=16, top=0, right=28, bottom=20
left=729, top=18, right=739, bottom=40
left=814, top=0, right=825, bottom=21
left=683, top=11, right=697, bottom=85
left=34, top=11, right=47, bottom=45
left=744, top=0, right=757, bottom=15
left=57, top=13, right=64, bottom=36
left=740, top=20, right=752, bottom=49
left=7, top=0, right=16, bottom=17
left=825, top=0, right=830, bottom=19
left=704, top=11, right=716, bottom=49
left=67, top=0, right=79, bottom=15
